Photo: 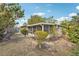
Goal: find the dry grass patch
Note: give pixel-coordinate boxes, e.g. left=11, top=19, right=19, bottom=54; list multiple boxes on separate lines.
left=0, top=33, right=75, bottom=56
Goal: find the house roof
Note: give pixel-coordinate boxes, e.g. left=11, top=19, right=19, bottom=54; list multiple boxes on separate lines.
left=27, top=22, right=54, bottom=27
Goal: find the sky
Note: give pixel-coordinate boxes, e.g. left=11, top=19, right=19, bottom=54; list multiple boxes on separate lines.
left=16, top=3, right=79, bottom=26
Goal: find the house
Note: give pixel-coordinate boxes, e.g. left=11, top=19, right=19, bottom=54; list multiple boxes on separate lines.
left=27, top=22, right=57, bottom=33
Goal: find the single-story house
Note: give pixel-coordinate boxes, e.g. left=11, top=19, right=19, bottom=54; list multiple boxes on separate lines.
left=27, top=22, right=59, bottom=33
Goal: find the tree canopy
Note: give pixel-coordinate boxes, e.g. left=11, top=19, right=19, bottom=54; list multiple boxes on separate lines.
left=0, top=3, right=24, bottom=40
left=28, top=15, right=45, bottom=24
left=27, top=15, right=57, bottom=25
left=61, top=15, right=79, bottom=44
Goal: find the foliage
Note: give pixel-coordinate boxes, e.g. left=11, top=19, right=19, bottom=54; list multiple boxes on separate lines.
left=34, top=31, right=48, bottom=48
left=0, top=3, right=24, bottom=40
left=20, top=28, right=28, bottom=36
left=60, top=15, right=79, bottom=55
left=50, top=25, right=57, bottom=35
left=61, top=15, right=79, bottom=44
left=46, top=16, right=57, bottom=24
left=70, top=43, right=79, bottom=56
left=61, top=20, right=70, bottom=35
left=28, top=15, right=45, bottom=24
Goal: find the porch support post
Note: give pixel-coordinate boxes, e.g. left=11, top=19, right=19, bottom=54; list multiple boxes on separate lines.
left=48, top=25, right=50, bottom=33
left=36, top=26, right=37, bottom=31
left=32, top=27, right=33, bottom=33
left=41, top=25, right=44, bottom=31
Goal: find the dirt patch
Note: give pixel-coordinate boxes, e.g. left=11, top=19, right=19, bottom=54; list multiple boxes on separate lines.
left=0, top=33, right=75, bottom=56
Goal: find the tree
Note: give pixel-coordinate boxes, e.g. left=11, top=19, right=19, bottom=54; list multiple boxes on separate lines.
left=68, top=16, right=79, bottom=43
left=45, top=16, right=57, bottom=24
left=34, top=31, right=48, bottom=48
left=50, top=25, right=57, bottom=36
left=52, top=14, right=79, bottom=55
left=20, top=28, right=28, bottom=37
left=28, top=15, right=45, bottom=24
left=0, top=3, right=24, bottom=41
left=61, top=15, right=79, bottom=44
left=61, top=20, right=70, bottom=35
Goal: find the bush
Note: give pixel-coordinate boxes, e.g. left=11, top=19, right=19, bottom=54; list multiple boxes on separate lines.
left=50, top=25, right=58, bottom=36
left=20, top=28, right=28, bottom=36
left=61, top=17, right=79, bottom=44
left=34, top=31, right=48, bottom=48
left=71, top=45, right=79, bottom=56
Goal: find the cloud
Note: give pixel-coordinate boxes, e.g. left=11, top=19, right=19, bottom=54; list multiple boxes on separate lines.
left=56, top=17, right=71, bottom=21
left=76, top=6, right=79, bottom=10
left=32, top=12, right=45, bottom=16
left=56, top=17, right=70, bottom=24
left=57, top=12, right=77, bottom=22
left=68, top=13, right=77, bottom=17
left=56, top=12, right=77, bottom=22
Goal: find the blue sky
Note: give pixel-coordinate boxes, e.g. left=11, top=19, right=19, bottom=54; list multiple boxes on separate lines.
left=16, top=3, right=79, bottom=26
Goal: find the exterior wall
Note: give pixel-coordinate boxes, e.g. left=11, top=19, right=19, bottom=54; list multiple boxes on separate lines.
left=28, top=27, right=32, bottom=33
left=36, top=25, right=42, bottom=31
left=28, top=25, right=42, bottom=33
left=28, top=25, right=52, bottom=33
left=44, top=25, right=50, bottom=32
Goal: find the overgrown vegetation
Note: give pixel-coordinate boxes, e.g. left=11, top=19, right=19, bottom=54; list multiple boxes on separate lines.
left=34, top=31, right=48, bottom=48
left=50, top=25, right=57, bottom=35
left=61, top=15, right=79, bottom=44
left=61, top=14, right=79, bottom=55
left=0, top=3, right=79, bottom=55
left=28, top=15, right=45, bottom=25
left=0, top=3, right=24, bottom=41
left=20, top=28, right=28, bottom=36
left=27, top=15, right=57, bottom=25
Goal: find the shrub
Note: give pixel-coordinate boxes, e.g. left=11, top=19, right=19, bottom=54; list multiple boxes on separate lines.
left=34, top=31, right=48, bottom=48
left=71, top=45, right=79, bottom=56
left=61, top=19, right=79, bottom=44
left=50, top=25, right=57, bottom=35
left=20, top=28, right=28, bottom=36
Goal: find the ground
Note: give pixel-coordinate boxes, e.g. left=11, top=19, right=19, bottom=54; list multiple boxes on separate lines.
left=0, top=33, right=75, bottom=56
